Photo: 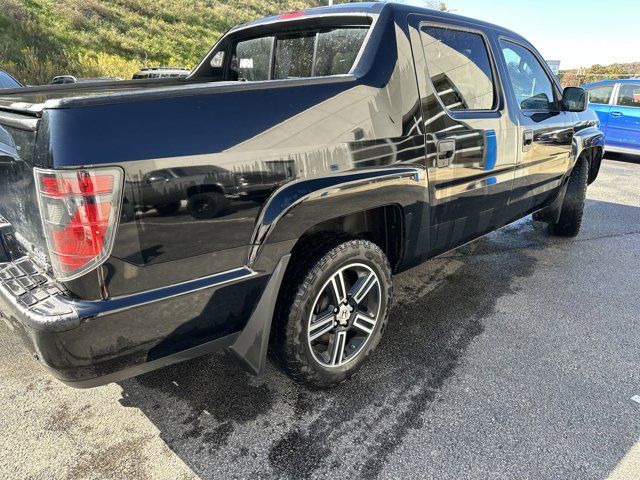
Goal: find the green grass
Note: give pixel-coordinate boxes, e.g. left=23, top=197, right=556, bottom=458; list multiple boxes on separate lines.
left=0, top=0, right=324, bottom=85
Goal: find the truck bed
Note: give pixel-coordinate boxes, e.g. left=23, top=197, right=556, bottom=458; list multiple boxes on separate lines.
left=0, top=77, right=192, bottom=113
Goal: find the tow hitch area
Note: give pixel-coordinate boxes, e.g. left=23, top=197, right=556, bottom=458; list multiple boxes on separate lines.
left=0, top=217, right=27, bottom=263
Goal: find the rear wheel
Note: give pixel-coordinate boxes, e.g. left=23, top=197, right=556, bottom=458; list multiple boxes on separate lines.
left=547, top=157, right=589, bottom=237
left=272, top=239, right=392, bottom=389
left=187, top=192, right=229, bottom=219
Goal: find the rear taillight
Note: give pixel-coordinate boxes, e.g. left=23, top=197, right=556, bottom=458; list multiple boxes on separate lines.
left=34, top=167, right=123, bottom=281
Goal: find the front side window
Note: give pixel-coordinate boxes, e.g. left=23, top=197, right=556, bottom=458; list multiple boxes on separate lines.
left=500, top=40, right=556, bottom=111
left=586, top=84, right=614, bottom=104
left=421, top=26, right=497, bottom=111
left=617, top=84, right=640, bottom=108
left=231, top=26, right=368, bottom=81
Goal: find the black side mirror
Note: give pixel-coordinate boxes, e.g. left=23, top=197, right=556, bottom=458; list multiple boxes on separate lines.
left=561, top=87, right=588, bottom=112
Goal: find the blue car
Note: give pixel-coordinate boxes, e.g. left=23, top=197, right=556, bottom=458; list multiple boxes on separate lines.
left=0, top=70, right=22, bottom=90
left=583, top=79, right=640, bottom=155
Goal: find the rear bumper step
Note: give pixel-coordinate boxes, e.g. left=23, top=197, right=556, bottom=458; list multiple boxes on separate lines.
left=0, top=253, right=277, bottom=387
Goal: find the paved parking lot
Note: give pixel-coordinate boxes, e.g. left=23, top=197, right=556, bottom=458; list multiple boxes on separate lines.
left=1, top=157, right=639, bottom=480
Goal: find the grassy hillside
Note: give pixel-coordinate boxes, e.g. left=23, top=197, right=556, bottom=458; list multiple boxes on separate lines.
left=0, top=0, right=323, bottom=85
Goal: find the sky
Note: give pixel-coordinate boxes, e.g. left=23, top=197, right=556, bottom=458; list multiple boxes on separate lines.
left=405, top=0, right=638, bottom=70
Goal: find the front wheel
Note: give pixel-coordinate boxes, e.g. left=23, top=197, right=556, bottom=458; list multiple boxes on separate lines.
left=547, top=157, right=589, bottom=237
left=272, top=239, right=392, bottom=389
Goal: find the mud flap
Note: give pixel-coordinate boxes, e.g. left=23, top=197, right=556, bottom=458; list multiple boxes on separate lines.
left=228, top=254, right=291, bottom=376
left=533, top=177, right=570, bottom=224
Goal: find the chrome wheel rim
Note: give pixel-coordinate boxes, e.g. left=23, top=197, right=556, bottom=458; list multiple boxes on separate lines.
left=307, top=262, right=382, bottom=368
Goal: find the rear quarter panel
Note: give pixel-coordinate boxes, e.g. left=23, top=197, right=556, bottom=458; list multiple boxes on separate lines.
left=43, top=9, right=429, bottom=299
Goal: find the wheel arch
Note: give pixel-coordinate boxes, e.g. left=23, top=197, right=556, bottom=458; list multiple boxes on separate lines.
left=247, top=167, right=425, bottom=269
left=186, top=183, right=224, bottom=197
left=572, top=124, right=604, bottom=185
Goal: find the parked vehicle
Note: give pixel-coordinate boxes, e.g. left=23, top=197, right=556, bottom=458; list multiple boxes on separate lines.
left=132, top=67, right=190, bottom=79
left=0, top=70, right=22, bottom=89
left=583, top=79, right=640, bottom=155
left=49, top=76, right=122, bottom=85
left=132, top=165, right=288, bottom=219
left=0, top=3, right=603, bottom=389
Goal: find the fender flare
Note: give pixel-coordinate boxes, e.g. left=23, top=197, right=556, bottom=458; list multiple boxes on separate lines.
left=247, top=166, right=426, bottom=266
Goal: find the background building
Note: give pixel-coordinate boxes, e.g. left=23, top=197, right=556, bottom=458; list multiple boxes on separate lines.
left=546, top=60, right=561, bottom=76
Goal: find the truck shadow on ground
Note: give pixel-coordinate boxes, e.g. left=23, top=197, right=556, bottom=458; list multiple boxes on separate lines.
left=117, top=203, right=634, bottom=479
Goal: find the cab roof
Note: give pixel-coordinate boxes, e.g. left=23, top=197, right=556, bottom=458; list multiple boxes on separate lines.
left=238, top=1, right=527, bottom=42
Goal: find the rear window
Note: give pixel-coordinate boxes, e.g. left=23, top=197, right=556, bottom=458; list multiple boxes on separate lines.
left=231, top=27, right=368, bottom=81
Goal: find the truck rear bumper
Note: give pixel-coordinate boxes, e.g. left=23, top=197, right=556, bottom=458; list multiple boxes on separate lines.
left=0, top=255, right=270, bottom=387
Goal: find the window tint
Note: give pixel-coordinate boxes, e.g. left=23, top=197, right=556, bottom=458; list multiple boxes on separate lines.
left=500, top=40, right=556, bottom=111
left=587, top=84, right=614, bottom=104
left=231, top=27, right=368, bottom=81
left=235, top=36, right=274, bottom=81
left=617, top=84, right=640, bottom=108
left=274, top=33, right=316, bottom=79
left=421, top=26, right=496, bottom=111
left=315, top=28, right=368, bottom=76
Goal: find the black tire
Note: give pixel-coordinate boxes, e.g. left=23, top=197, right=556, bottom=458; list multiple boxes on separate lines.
left=155, top=202, right=181, bottom=216
left=548, top=157, right=589, bottom=237
left=187, top=192, right=229, bottom=219
left=271, top=238, right=393, bottom=389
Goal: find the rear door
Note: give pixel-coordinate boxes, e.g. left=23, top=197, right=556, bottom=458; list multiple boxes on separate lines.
left=410, top=18, right=519, bottom=253
left=498, top=38, right=574, bottom=214
left=607, top=82, right=640, bottom=152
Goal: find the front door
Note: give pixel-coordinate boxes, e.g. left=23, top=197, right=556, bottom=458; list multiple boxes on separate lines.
left=498, top=39, right=574, bottom=216
left=607, top=82, right=640, bottom=152
left=410, top=19, right=519, bottom=254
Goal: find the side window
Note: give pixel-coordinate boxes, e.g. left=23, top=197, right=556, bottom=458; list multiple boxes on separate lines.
left=146, top=170, right=172, bottom=183
left=500, top=40, right=557, bottom=111
left=617, top=84, right=640, bottom=108
left=420, top=26, right=496, bottom=111
left=586, top=85, right=614, bottom=104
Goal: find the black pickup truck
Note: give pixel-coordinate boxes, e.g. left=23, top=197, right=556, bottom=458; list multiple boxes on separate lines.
left=0, top=3, right=603, bottom=389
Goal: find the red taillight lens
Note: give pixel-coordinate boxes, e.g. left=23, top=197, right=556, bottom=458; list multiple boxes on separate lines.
left=34, top=168, right=123, bottom=281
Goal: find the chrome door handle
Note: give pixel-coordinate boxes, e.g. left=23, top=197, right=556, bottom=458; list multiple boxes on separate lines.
left=610, top=111, right=623, bottom=117
left=436, top=139, right=456, bottom=167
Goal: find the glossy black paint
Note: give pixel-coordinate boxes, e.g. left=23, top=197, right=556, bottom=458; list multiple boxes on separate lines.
left=0, top=2, right=604, bottom=386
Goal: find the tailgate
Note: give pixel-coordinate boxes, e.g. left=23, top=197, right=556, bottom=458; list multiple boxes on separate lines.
left=0, top=109, right=47, bottom=262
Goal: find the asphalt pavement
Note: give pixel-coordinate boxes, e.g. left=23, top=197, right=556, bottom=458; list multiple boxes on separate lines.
left=0, top=156, right=639, bottom=480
